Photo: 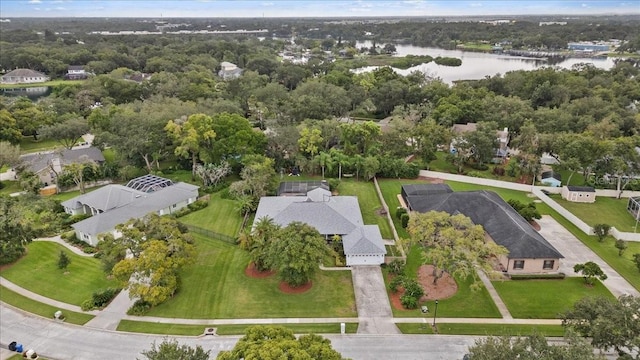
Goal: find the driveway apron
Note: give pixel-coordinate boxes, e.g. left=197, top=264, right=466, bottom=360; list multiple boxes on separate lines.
left=351, top=266, right=400, bottom=334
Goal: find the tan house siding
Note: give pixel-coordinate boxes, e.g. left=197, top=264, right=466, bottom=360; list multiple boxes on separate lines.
left=501, top=256, right=560, bottom=274
left=561, top=186, right=596, bottom=203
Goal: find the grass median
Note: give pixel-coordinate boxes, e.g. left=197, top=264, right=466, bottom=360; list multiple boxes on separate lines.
left=0, top=286, right=94, bottom=325
left=397, top=323, right=565, bottom=336
left=117, top=320, right=358, bottom=335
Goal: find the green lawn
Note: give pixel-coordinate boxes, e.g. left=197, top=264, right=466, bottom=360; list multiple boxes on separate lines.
left=0, top=286, right=94, bottom=325
left=117, top=320, right=358, bottom=335
left=0, top=242, right=117, bottom=306
left=19, top=137, right=61, bottom=153
left=492, top=277, right=615, bottom=319
left=0, top=180, right=22, bottom=196
left=179, top=192, right=243, bottom=237
left=51, top=185, right=105, bottom=202
left=144, top=234, right=356, bottom=319
left=337, top=179, right=394, bottom=239
left=550, top=195, right=638, bottom=232
left=397, top=323, right=565, bottom=336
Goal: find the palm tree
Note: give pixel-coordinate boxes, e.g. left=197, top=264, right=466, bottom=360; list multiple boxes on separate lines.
left=330, top=149, right=350, bottom=180
left=315, top=151, right=334, bottom=179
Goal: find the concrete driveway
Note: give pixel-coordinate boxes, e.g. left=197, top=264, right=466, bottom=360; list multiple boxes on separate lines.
left=351, top=266, right=400, bottom=334
left=537, top=215, right=639, bottom=298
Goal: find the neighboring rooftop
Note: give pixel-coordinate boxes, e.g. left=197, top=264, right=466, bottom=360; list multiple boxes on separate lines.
left=21, top=147, right=105, bottom=173
left=277, top=180, right=330, bottom=196
left=2, top=68, right=46, bottom=78
left=541, top=171, right=561, bottom=181
left=566, top=186, right=595, bottom=192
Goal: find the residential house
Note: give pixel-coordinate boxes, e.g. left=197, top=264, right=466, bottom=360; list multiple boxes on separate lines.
left=61, top=174, right=199, bottom=245
left=66, top=65, right=87, bottom=80
left=1, top=69, right=49, bottom=84
left=254, top=181, right=386, bottom=266
left=450, top=123, right=510, bottom=161
left=401, top=184, right=563, bottom=274
left=561, top=186, right=596, bottom=203
left=218, top=61, right=243, bottom=80
left=20, top=147, right=105, bottom=187
left=277, top=180, right=329, bottom=196
left=540, top=171, right=562, bottom=187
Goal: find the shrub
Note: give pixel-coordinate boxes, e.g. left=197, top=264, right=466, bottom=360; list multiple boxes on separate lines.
left=389, top=276, right=405, bottom=293
left=615, top=240, right=627, bottom=256
left=467, top=171, right=489, bottom=178
left=218, top=187, right=232, bottom=200
left=509, top=273, right=566, bottom=280
left=593, top=224, right=611, bottom=242
left=127, top=300, right=152, bottom=315
left=400, top=213, right=410, bottom=228
left=57, top=251, right=70, bottom=270
left=82, top=288, right=120, bottom=310
left=388, top=259, right=406, bottom=275
left=61, top=230, right=76, bottom=241
left=396, top=207, right=407, bottom=219
left=81, top=299, right=95, bottom=311
left=62, top=213, right=91, bottom=226
left=492, top=166, right=505, bottom=176
left=402, top=279, right=425, bottom=299
left=400, top=294, right=419, bottom=309
left=328, top=178, right=341, bottom=191
left=470, top=163, right=489, bottom=171
left=187, top=199, right=209, bottom=211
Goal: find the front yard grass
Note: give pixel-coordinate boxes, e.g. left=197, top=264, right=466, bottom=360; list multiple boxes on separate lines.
left=0, top=180, right=21, bottom=196
left=0, top=242, right=117, bottom=306
left=19, top=136, right=60, bottom=153
left=117, top=321, right=358, bottom=335
left=144, top=234, right=356, bottom=319
left=337, top=179, right=394, bottom=239
left=0, top=286, right=94, bottom=325
left=550, top=195, right=638, bottom=232
left=179, top=192, right=243, bottom=237
left=397, top=323, right=565, bottom=336
left=492, top=277, right=616, bottom=319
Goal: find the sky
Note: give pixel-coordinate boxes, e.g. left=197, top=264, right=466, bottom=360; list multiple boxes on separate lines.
left=0, top=0, right=638, bottom=18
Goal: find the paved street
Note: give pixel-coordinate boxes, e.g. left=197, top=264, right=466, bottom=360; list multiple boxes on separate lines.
left=537, top=216, right=640, bottom=298
left=0, top=305, right=476, bottom=360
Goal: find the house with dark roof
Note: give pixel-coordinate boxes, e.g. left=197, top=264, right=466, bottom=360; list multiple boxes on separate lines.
left=401, top=184, right=563, bottom=274
left=540, top=171, right=562, bottom=187
left=20, top=147, right=105, bottom=188
left=277, top=180, right=330, bottom=197
left=1, top=68, right=49, bottom=84
left=61, top=175, right=199, bottom=245
left=561, top=186, right=596, bottom=203
left=254, top=183, right=386, bottom=266
left=66, top=65, right=88, bottom=80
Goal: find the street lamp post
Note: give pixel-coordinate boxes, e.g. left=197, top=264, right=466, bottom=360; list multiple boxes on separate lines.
left=432, top=299, right=439, bottom=328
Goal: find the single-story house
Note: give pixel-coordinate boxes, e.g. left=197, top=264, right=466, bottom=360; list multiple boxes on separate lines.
left=61, top=174, right=199, bottom=245
left=254, top=182, right=386, bottom=266
left=402, top=184, right=563, bottom=274
left=1, top=68, right=49, bottom=84
left=561, top=186, right=596, bottom=203
left=218, top=61, right=243, bottom=80
left=540, top=171, right=562, bottom=187
left=66, top=65, right=88, bottom=80
left=20, top=147, right=105, bottom=187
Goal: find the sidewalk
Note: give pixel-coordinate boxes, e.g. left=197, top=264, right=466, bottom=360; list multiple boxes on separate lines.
left=477, top=270, right=512, bottom=319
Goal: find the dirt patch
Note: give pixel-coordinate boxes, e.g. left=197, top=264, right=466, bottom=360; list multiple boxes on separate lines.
left=245, top=262, right=276, bottom=278
left=389, top=265, right=458, bottom=310
left=417, top=176, right=445, bottom=184
left=529, top=220, right=541, bottom=231
left=279, top=281, right=312, bottom=294
left=375, top=207, right=388, bottom=216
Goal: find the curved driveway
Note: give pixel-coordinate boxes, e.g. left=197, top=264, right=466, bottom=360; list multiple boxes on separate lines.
left=1, top=305, right=477, bottom=360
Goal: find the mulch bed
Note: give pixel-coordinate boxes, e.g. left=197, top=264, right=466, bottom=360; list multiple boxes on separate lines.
left=529, top=220, right=541, bottom=231
left=244, top=262, right=275, bottom=278
left=390, top=265, right=458, bottom=310
left=279, top=281, right=313, bottom=294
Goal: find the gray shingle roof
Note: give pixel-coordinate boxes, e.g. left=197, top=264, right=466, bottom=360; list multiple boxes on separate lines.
left=406, top=189, right=563, bottom=259
left=566, top=186, right=595, bottom=192
left=343, top=225, right=386, bottom=255
left=21, top=147, right=105, bottom=173
left=277, top=180, right=330, bottom=196
left=402, top=184, right=453, bottom=197
left=2, top=68, right=46, bottom=78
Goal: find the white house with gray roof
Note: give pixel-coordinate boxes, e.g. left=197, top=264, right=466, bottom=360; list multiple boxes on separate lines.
left=61, top=175, right=198, bottom=246
left=254, top=182, right=386, bottom=266
left=20, top=147, right=105, bottom=187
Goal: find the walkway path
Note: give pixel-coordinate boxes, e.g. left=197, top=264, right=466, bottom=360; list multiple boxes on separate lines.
left=84, top=290, right=137, bottom=330
left=0, top=277, right=98, bottom=315
left=477, top=270, right=512, bottom=319
left=538, top=216, right=639, bottom=298
left=351, top=266, right=400, bottom=334
left=33, top=236, right=94, bottom=257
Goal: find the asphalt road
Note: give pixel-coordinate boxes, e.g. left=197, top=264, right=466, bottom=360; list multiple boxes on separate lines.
left=1, top=305, right=477, bottom=360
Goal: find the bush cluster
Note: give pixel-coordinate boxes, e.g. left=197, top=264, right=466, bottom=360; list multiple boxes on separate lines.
left=509, top=273, right=566, bottom=280
left=81, top=288, right=120, bottom=311
left=61, top=230, right=97, bottom=254
left=389, top=275, right=425, bottom=309
left=173, top=199, right=209, bottom=218
left=127, top=300, right=152, bottom=315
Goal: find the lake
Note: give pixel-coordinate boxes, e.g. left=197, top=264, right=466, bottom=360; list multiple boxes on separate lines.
left=1, top=86, right=51, bottom=100
left=355, top=41, right=617, bottom=83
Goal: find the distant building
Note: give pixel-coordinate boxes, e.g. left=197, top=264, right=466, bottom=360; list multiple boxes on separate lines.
left=540, top=171, right=562, bottom=187
left=218, top=61, right=243, bottom=80
left=66, top=65, right=87, bottom=80
left=20, top=147, right=105, bottom=188
left=561, top=186, right=596, bottom=203
left=450, top=123, right=510, bottom=160
left=539, top=21, right=567, bottom=26
left=1, top=69, right=49, bottom=84
left=568, top=42, right=609, bottom=52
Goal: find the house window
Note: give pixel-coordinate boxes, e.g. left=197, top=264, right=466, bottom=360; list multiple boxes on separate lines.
left=543, top=260, right=555, bottom=270
left=513, top=260, right=525, bottom=270
left=172, top=204, right=177, bottom=208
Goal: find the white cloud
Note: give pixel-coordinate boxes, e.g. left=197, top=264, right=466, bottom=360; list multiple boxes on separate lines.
left=28, top=0, right=42, bottom=4
left=261, top=2, right=274, bottom=6
left=34, top=7, right=41, bottom=10
left=582, top=3, right=589, bottom=7
left=470, top=2, right=483, bottom=7
left=55, top=7, right=66, bottom=10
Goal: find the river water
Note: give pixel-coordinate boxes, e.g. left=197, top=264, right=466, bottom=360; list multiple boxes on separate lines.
left=355, top=41, right=617, bottom=83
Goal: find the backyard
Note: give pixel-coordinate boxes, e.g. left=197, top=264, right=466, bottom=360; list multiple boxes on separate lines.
left=179, top=192, right=244, bottom=238
left=144, top=234, right=356, bottom=319
left=492, top=277, right=615, bottom=319
left=334, top=179, right=394, bottom=239
left=0, top=241, right=118, bottom=306
left=551, top=195, right=639, bottom=232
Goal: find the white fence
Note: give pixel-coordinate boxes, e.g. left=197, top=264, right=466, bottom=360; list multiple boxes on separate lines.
left=420, top=170, right=640, bottom=242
